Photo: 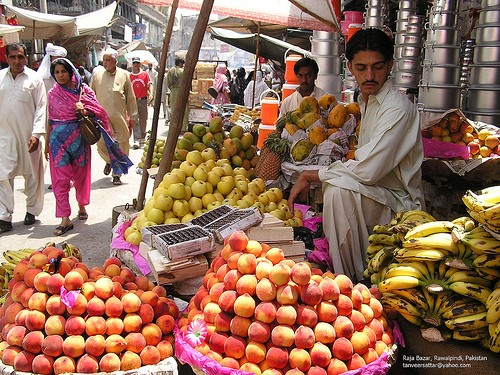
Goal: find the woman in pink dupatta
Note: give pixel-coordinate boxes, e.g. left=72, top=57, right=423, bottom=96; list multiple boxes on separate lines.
left=46, top=58, right=111, bottom=236
left=211, top=63, right=231, bottom=105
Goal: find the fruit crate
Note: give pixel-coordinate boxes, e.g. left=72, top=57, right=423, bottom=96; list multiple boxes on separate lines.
left=202, top=207, right=264, bottom=243
left=141, top=223, right=189, bottom=246
left=151, top=225, right=214, bottom=260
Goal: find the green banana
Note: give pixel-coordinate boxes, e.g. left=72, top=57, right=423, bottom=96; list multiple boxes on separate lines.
left=448, top=282, right=492, bottom=304
left=378, top=275, right=423, bottom=293
left=367, top=248, right=392, bottom=273
left=400, top=311, right=423, bottom=326
left=404, top=220, right=456, bottom=240
left=366, top=244, right=385, bottom=256
left=441, top=301, right=487, bottom=320
left=368, top=233, right=399, bottom=246
left=372, top=224, right=392, bottom=234
left=444, top=311, right=488, bottom=331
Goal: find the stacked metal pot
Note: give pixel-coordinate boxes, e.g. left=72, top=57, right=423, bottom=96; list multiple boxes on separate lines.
left=363, top=0, right=389, bottom=30
left=393, top=0, right=423, bottom=96
left=464, top=0, right=500, bottom=124
left=311, top=30, right=343, bottom=102
left=418, top=0, right=462, bottom=119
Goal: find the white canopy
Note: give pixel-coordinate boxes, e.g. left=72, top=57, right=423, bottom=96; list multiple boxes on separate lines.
left=0, top=24, right=25, bottom=35
left=4, top=4, right=78, bottom=39
left=76, top=2, right=117, bottom=36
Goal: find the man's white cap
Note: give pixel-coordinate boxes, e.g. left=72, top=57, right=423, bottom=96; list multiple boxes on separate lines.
left=103, top=48, right=118, bottom=60
left=38, top=43, right=68, bottom=80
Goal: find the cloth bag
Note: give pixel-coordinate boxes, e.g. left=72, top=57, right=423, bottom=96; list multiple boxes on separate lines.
left=77, top=90, right=101, bottom=145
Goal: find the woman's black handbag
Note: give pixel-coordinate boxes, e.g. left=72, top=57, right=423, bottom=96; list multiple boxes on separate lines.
left=77, top=89, right=101, bottom=145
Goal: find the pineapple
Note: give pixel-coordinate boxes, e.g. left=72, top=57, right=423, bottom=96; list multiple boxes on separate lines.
left=255, top=132, right=290, bottom=181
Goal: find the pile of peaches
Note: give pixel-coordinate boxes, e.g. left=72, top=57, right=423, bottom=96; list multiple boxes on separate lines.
left=0, top=247, right=178, bottom=374
left=178, top=231, right=395, bottom=375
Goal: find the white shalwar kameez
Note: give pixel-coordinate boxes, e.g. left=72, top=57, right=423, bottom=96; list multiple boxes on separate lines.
left=0, top=67, right=47, bottom=222
left=317, top=79, right=425, bottom=281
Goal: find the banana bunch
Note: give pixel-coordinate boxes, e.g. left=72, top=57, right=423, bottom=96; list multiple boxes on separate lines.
left=388, top=210, right=437, bottom=235
left=486, top=285, right=500, bottom=352
left=0, top=248, right=36, bottom=296
left=62, top=242, right=82, bottom=261
left=462, top=186, right=500, bottom=234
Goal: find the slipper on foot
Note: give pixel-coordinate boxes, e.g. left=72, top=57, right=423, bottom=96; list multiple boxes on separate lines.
left=78, top=212, right=88, bottom=220
left=54, top=223, right=74, bottom=236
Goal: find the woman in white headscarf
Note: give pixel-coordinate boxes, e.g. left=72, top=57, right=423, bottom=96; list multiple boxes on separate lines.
left=244, top=70, right=270, bottom=108
left=38, top=43, right=67, bottom=92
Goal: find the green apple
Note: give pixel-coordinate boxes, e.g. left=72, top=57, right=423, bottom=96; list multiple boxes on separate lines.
left=222, top=198, right=236, bottom=207
left=204, top=159, right=216, bottom=170
left=170, top=169, right=186, bottom=183
left=266, top=202, right=278, bottom=212
left=258, top=193, right=270, bottom=206
left=194, top=209, right=207, bottom=217
left=143, top=199, right=156, bottom=216
left=205, top=182, right=213, bottom=194
left=153, top=194, right=174, bottom=212
left=217, top=176, right=235, bottom=196
left=146, top=207, right=165, bottom=224
left=253, top=178, right=266, bottom=192
left=252, top=201, right=265, bottom=213
left=193, top=166, right=208, bottom=182
left=233, top=167, right=247, bottom=177
left=207, top=201, right=222, bottom=210
left=266, top=190, right=277, bottom=204
left=164, top=211, right=176, bottom=220
left=269, top=209, right=285, bottom=221
left=269, top=187, right=284, bottom=202
left=167, top=183, right=186, bottom=200
left=162, top=173, right=182, bottom=186
left=202, top=193, right=217, bottom=208
left=172, top=199, right=190, bottom=218
left=236, top=199, right=251, bottom=209
left=207, top=170, right=221, bottom=187
left=247, top=181, right=261, bottom=195
left=221, top=163, right=234, bottom=177
left=216, top=158, right=230, bottom=166
left=181, top=213, right=195, bottom=223
left=184, top=185, right=192, bottom=201
left=235, top=180, right=248, bottom=194
left=212, top=166, right=225, bottom=178
left=125, top=230, right=142, bottom=246
left=165, top=217, right=181, bottom=224
left=191, top=180, right=208, bottom=198
left=179, top=161, right=197, bottom=177
left=246, top=190, right=258, bottom=200
left=201, top=147, right=216, bottom=162
left=241, top=194, right=255, bottom=206
left=153, top=186, right=169, bottom=199
left=184, top=176, right=196, bottom=187
left=227, top=187, right=243, bottom=202
left=213, top=192, right=224, bottom=202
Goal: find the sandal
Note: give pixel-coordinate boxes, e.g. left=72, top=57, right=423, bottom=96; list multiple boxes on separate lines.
left=78, top=212, right=88, bottom=220
left=54, top=223, right=74, bottom=236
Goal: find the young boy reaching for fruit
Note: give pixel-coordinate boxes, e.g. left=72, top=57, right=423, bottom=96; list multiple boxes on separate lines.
left=288, top=28, right=425, bottom=282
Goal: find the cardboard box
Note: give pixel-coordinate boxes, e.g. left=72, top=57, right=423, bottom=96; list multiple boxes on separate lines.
left=147, top=250, right=209, bottom=285
left=278, top=241, right=306, bottom=257
left=246, top=225, right=294, bottom=243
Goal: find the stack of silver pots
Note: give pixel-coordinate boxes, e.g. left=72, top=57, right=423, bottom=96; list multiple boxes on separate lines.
left=311, top=30, right=343, bottom=102
left=364, top=0, right=389, bottom=30
left=459, top=39, right=474, bottom=90
left=393, top=0, right=422, bottom=95
left=418, top=0, right=462, bottom=117
left=464, top=0, right=500, bottom=124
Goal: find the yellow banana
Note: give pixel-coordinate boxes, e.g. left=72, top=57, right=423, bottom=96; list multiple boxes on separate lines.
left=381, top=295, right=423, bottom=318
left=475, top=267, right=500, bottom=281
left=372, top=224, right=392, bottom=234
left=452, top=327, right=489, bottom=341
left=490, top=320, right=500, bottom=353
left=367, top=248, right=392, bottom=273
left=366, top=244, right=385, bottom=256
left=400, top=311, right=423, bottom=325
left=378, top=275, right=423, bottom=293
left=422, top=286, right=436, bottom=314
left=466, top=209, right=500, bottom=231
left=461, top=228, right=500, bottom=255
left=486, top=288, right=500, bottom=309
left=448, top=282, right=492, bottom=304
left=489, top=320, right=498, bottom=337
left=368, top=233, right=399, bottom=246
left=399, top=210, right=436, bottom=224
left=444, top=311, right=488, bottom=331
left=384, top=264, right=428, bottom=282
left=445, top=270, right=493, bottom=288
left=472, top=253, right=500, bottom=268
left=389, top=288, right=429, bottom=312
left=452, top=216, right=476, bottom=232
left=394, top=248, right=446, bottom=262
left=402, top=232, right=459, bottom=254
left=482, top=203, right=500, bottom=220
left=462, top=190, right=496, bottom=210
left=486, top=297, right=500, bottom=324
left=476, top=186, right=500, bottom=202
left=391, top=261, right=434, bottom=282
left=404, top=220, right=456, bottom=240
left=441, top=301, right=487, bottom=320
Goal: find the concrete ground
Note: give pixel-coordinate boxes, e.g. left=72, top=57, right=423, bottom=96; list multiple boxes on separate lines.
left=1, top=106, right=169, bottom=269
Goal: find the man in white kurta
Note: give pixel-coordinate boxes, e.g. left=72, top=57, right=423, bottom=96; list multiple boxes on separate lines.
left=0, top=43, right=47, bottom=231
left=279, top=57, right=328, bottom=116
left=288, top=29, right=425, bottom=281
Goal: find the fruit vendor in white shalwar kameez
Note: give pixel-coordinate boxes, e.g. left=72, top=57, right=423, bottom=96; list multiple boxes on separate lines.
left=0, top=43, right=47, bottom=232
left=288, top=29, right=425, bottom=282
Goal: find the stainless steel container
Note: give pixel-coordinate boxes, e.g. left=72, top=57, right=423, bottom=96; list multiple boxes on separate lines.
left=478, top=10, right=500, bottom=24
left=394, top=46, right=404, bottom=60
left=475, top=25, right=500, bottom=44
left=397, top=10, right=414, bottom=21
left=394, top=32, right=407, bottom=45
left=394, top=70, right=421, bottom=87
left=364, top=7, right=386, bottom=18
left=364, top=16, right=385, bottom=28
left=399, top=0, right=417, bottom=9
left=397, top=58, right=421, bottom=71
left=405, top=24, right=424, bottom=34
left=317, top=73, right=343, bottom=94
left=431, top=0, right=460, bottom=12
left=466, top=86, right=500, bottom=111
left=425, top=27, right=460, bottom=46
left=463, top=110, right=500, bottom=124
left=367, top=0, right=386, bottom=6
left=407, top=15, right=425, bottom=24
left=418, top=83, right=462, bottom=109
left=313, top=55, right=342, bottom=75
left=423, top=45, right=461, bottom=65
left=469, top=65, right=500, bottom=86
left=311, top=39, right=341, bottom=56
left=482, top=0, right=500, bottom=9
left=421, top=63, right=461, bottom=85
left=404, top=34, right=424, bottom=45
left=427, top=11, right=459, bottom=27
left=395, top=20, right=409, bottom=32
left=402, top=45, right=422, bottom=58
left=473, top=44, right=500, bottom=64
